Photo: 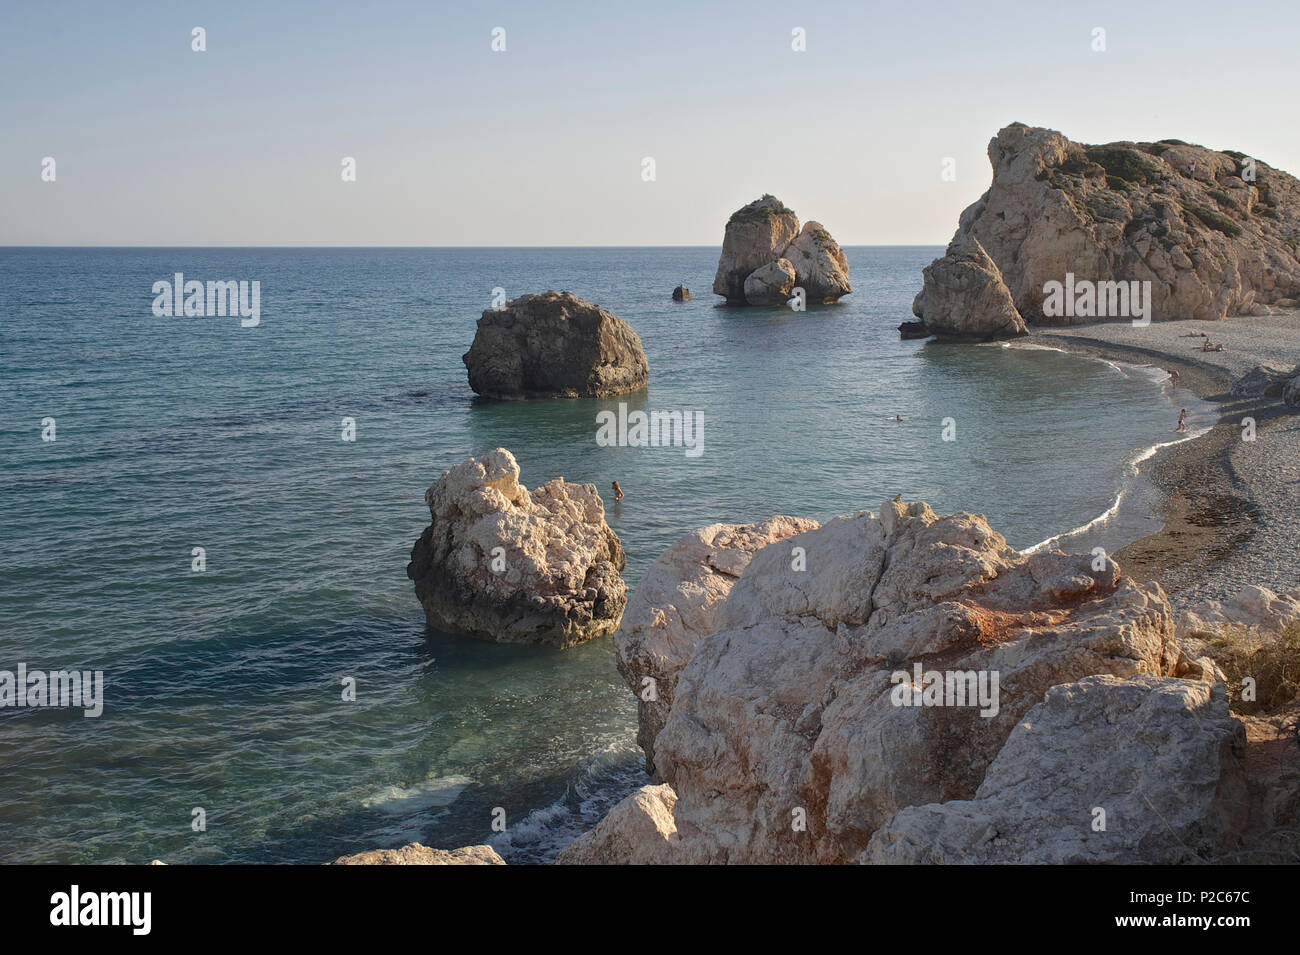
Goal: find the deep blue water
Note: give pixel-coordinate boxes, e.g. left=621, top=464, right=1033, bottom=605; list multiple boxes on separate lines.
left=0, top=246, right=1215, bottom=863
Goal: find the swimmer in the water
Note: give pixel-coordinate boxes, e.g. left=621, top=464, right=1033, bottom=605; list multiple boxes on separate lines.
left=611, top=480, right=624, bottom=502
left=891, top=415, right=905, bottom=421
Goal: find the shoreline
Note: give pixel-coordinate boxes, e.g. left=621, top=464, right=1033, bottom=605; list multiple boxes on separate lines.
left=1023, top=316, right=1300, bottom=602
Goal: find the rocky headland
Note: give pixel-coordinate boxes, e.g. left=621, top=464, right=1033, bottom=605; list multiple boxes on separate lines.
left=713, top=195, right=852, bottom=306
left=407, top=448, right=627, bottom=648
left=463, top=291, right=649, bottom=399
left=555, top=498, right=1297, bottom=865
left=912, top=123, right=1300, bottom=339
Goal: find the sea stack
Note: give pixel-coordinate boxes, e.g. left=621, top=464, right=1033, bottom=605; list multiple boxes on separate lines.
left=463, top=291, right=649, bottom=399
left=712, top=195, right=851, bottom=305
left=911, top=123, right=1300, bottom=338
left=407, top=449, right=628, bottom=649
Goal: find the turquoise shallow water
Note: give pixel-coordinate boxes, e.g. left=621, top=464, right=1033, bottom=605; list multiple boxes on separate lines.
left=0, top=246, right=1215, bottom=863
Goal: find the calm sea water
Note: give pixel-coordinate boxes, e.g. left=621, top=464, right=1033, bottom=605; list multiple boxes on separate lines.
left=0, top=247, right=1215, bottom=863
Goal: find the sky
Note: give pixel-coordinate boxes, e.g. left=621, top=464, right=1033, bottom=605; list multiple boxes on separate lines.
left=3, top=0, right=1298, bottom=246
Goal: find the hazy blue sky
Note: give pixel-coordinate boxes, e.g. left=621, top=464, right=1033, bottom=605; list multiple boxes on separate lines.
left=3, top=0, right=1297, bottom=246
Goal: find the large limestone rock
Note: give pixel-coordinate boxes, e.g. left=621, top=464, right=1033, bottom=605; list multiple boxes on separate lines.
left=1177, top=584, right=1300, bottom=641
left=463, top=291, right=648, bottom=399
left=912, top=234, right=1028, bottom=340
left=330, top=843, right=505, bottom=865
left=407, top=449, right=627, bottom=648
left=613, top=516, right=820, bottom=775
left=782, top=222, right=853, bottom=303
left=862, top=675, right=1248, bottom=864
left=743, top=258, right=797, bottom=306
left=924, top=123, right=1300, bottom=326
left=712, top=195, right=801, bottom=303
left=712, top=195, right=851, bottom=305
left=644, top=500, right=1188, bottom=864
left=555, top=785, right=680, bottom=865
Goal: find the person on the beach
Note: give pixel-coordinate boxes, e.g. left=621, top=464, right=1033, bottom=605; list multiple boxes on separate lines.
left=1168, top=368, right=1179, bottom=388
left=1176, top=409, right=1188, bottom=432
left=611, top=480, right=624, bottom=502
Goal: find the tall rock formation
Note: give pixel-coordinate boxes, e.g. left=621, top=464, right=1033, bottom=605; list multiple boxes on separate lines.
left=713, top=195, right=852, bottom=305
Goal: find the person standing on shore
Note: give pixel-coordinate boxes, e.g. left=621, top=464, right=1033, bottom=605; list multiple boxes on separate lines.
left=1176, top=409, right=1188, bottom=432
left=1168, top=368, right=1180, bottom=389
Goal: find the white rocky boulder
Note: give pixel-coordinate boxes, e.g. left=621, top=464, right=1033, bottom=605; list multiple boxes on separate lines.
left=781, top=221, right=852, bottom=303
left=713, top=195, right=851, bottom=305
left=862, top=675, right=1248, bottom=864
left=613, top=516, right=820, bottom=774
left=330, top=843, right=505, bottom=865
left=713, top=195, right=801, bottom=304
left=555, top=784, right=680, bottom=865
left=406, top=449, right=627, bottom=648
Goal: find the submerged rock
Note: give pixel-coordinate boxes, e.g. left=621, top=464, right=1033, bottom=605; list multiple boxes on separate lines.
left=407, top=449, right=627, bottom=649
left=922, top=123, right=1300, bottom=328
left=566, top=498, right=1248, bottom=864
left=863, top=675, right=1248, bottom=864
left=913, top=234, right=1028, bottom=341
left=613, top=516, right=819, bottom=775
left=463, top=291, right=648, bottom=399
left=712, top=195, right=851, bottom=305
left=330, top=843, right=505, bottom=865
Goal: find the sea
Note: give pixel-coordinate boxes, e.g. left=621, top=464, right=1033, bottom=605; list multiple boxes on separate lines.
left=0, top=246, right=1217, bottom=863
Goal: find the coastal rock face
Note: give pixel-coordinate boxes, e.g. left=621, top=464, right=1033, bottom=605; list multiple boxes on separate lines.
left=463, top=291, right=649, bottom=399
left=613, top=516, right=820, bottom=775
left=555, top=784, right=680, bottom=865
left=912, top=234, right=1029, bottom=340
left=648, top=500, right=1185, bottom=864
left=862, top=675, right=1248, bottom=864
left=743, top=258, right=797, bottom=306
left=922, top=123, right=1300, bottom=327
left=407, top=449, right=627, bottom=648
left=782, top=222, right=853, bottom=303
left=330, top=843, right=505, bottom=865
left=712, top=195, right=851, bottom=305
left=1177, top=585, right=1300, bottom=640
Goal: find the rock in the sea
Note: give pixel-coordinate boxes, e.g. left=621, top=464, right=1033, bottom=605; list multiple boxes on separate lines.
left=613, top=516, right=819, bottom=775
left=712, top=195, right=851, bottom=305
left=671, top=285, right=691, bottom=301
left=912, top=234, right=1028, bottom=340
left=743, top=258, right=797, bottom=306
left=924, top=123, right=1300, bottom=326
left=862, top=675, right=1248, bottom=864
left=407, top=449, right=627, bottom=648
left=463, top=291, right=649, bottom=399
left=781, top=221, right=853, bottom=304
left=712, top=195, right=801, bottom=304
left=330, top=843, right=505, bottom=865
left=578, top=499, right=1198, bottom=864
left=897, top=320, right=931, bottom=340
left=555, top=784, right=680, bottom=865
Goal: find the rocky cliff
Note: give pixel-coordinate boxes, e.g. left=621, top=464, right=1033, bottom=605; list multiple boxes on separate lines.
left=562, top=499, right=1261, bottom=864
left=914, top=123, right=1300, bottom=338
